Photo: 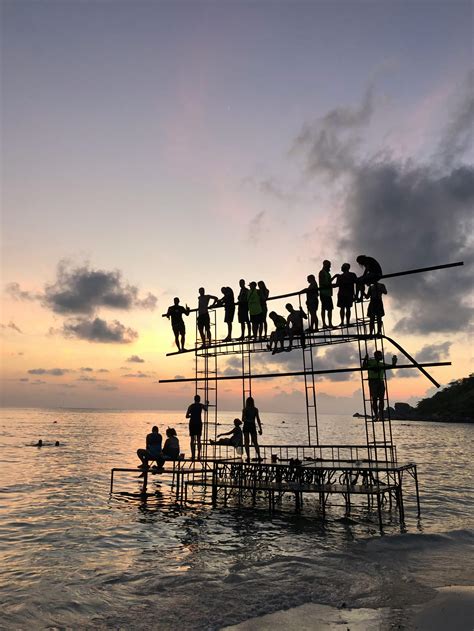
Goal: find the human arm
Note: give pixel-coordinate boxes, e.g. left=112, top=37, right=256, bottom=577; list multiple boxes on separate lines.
left=185, top=405, right=191, bottom=419
left=184, top=305, right=190, bottom=316
left=217, top=428, right=234, bottom=438
left=256, top=408, right=262, bottom=435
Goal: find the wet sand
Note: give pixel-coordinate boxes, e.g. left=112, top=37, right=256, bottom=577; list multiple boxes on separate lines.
left=224, top=586, right=474, bottom=631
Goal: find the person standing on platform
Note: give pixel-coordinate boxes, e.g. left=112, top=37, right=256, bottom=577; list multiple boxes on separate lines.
left=334, top=263, right=358, bottom=327
left=257, top=281, right=270, bottom=338
left=304, top=274, right=319, bottom=332
left=363, top=351, right=397, bottom=421
left=248, top=281, right=263, bottom=340
left=285, top=303, right=307, bottom=350
left=237, top=279, right=251, bottom=340
left=215, top=286, right=235, bottom=341
left=242, top=396, right=262, bottom=462
left=197, top=287, right=218, bottom=347
left=166, top=297, right=190, bottom=352
left=366, top=281, right=387, bottom=336
left=319, top=260, right=334, bottom=329
left=356, top=255, right=383, bottom=300
left=186, top=394, right=208, bottom=460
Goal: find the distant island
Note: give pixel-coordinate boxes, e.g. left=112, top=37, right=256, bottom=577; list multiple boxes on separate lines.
left=354, top=375, right=473, bottom=423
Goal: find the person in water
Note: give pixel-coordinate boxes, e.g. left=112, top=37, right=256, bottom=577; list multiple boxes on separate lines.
left=267, top=311, right=288, bottom=354
left=366, top=281, right=388, bottom=336
left=356, top=255, right=383, bottom=300
left=162, top=428, right=180, bottom=460
left=319, top=259, right=334, bottom=329
left=363, top=351, right=397, bottom=421
left=211, top=418, right=243, bottom=453
left=304, top=274, right=319, bottom=332
left=242, top=396, right=263, bottom=462
left=215, top=286, right=235, bottom=341
left=137, top=426, right=164, bottom=468
left=166, top=297, right=190, bottom=352
left=334, top=263, right=358, bottom=327
left=285, top=303, right=307, bottom=350
left=197, top=287, right=218, bottom=346
left=237, top=279, right=251, bottom=339
left=36, top=439, right=43, bottom=447
left=186, top=394, right=208, bottom=460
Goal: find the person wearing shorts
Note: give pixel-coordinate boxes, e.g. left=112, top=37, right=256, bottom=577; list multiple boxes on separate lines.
left=334, top=263, right=358, bottom=327
left=186, top=394, right=208, bottom=460
left=197, top=287, right=218, bottom=346
left=363, top=351, right=397, bottom=421
left=356, top=255, right=383, bottom=300
left=166, top=297, right=190, bottom=351
left=248, top=281, right=263, bottom=339
left=137, top=425, right=164, bottom=469
left=216, top=286, right=235, bottom=341
left=285, top=303, right=307, bottom=350
left=237, top=279, right=251, bottom=339
left=319, top=260, right=334, bottom=329
left=304, top=274, right=319, bottom=332
left=242, top=396, right=262, bottom=462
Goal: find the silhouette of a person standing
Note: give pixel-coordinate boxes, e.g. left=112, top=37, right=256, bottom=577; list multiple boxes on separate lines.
left=166, top=297, right=190, bottom=351
left=215, top=286, right=235, bottom=341
left=304, top=274, right=319, bottom=332
left=248, top=281, right=263, bottom=339
left=319, top=260, right=334, bottom=329
left=334, top=264, right=358, bottom=327
left=237, top=279, right=251, bottom=339
left=366, top=281, right=387, bottom=336
left=186, top=394, right=208, bottom=460
left=363, top=351, right=397, bottom=421
left=257, top=281, right=270, bottom=338
left=197, top=287, right=217, bottom=346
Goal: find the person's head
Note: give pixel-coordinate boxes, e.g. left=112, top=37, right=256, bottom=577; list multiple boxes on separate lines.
left=55, top=441, right=60, bottom=446
left=285, top=303, right=294, bottom=312
left=198, top=287, right=205, bottom=295
left=249, top=281, right=257, bottom=290
left=151, top=425, right=159, bottom=433
left=173, top=297, right=180, bottom=305
left=245, top=396, right=255, bottom=408
left=166, top=427, right=177, bottom=437
left=221, top=286, right=227, bottom=295
left=323, top=259, right=331, bottom=271
left=37, top=439, right=43, bottom=447
left=341, top=263, right=350, bottom=272
left=269, top=310, right=277, bottom=321
left=307, top=274, right=316, bottom=283
left=233, top=418, right=242, bottom=427
left=194, top=394, right=201, bottom=403
left=356, top=255, right=367, bottom=266
left=374, top=350, right=383, bottom=360
left=257, top=280, right=267, bottom=291
left=239, top=278, right=245, bottom=288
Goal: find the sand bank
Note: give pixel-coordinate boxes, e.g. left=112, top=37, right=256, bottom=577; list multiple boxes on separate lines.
left=223, top=585, right=474, bottom=630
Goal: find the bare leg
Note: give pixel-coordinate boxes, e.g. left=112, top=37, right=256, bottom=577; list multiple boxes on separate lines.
left=180, top=333, right=186, bottom=350
left=244, top=433, right=250, bottom=461
left=197, top=437, right=202, bottom=460
left=198, top=324, right=206, bottom=345
left=174, top=332, right=180, bottom=351
left=346, top=307, right=351, bottom=325
left=252, top=434, right=261, bottom=459
left=339, top=307, right=344, bottom=327
left=190, top=437, right=196, bottom=460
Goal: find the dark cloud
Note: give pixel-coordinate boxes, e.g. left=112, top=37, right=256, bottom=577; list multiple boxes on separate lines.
left=174, top=374, right=185, bottom=380
left=437, top=71, right=474, bottom=170
left=28, top=368, right=71, bottom=376
left=123, top=371, right=151, bottom=378
left=1, top=321, right=23, bottom=333
left=5, top=282, right=40, bottom=301
left=417, top=341, right=452, bottom=363
left=76, top=376, right=99, bottom=382
left=31, top=379, right=46, bottom=385
left=62, top=317, right=138, bottom=344
left=97, top=368, right=110, bottom=373
left=98, top=385, right=118, bottom=391
left=126, top=355, right=145, bottom=363
left=56, top=383, right=77, bottom=389
left=80, top=367, right=94, bottom=372
left=19, top=378, right=29, bottom=382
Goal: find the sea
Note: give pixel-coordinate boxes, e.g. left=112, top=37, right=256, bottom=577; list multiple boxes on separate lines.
left=0, top=408, right=473, bottom=630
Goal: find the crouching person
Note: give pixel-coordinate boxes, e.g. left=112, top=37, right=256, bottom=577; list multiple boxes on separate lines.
left=137, top=425, right=165, bottom=469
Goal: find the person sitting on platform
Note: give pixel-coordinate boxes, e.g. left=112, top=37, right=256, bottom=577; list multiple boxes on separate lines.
left=215, top=286, right=235, bottom=341
left=356, top=255, right=383, bottom=300
left=319, top=259, right=334, bottom=329
left=242, top=396, right=263, bottom=462
left=248, top=281, right=263, bottom=340
left=362, top=351, right=397, bottom=421
left=366, top=281, right=387, bottom=336
left=162, top=427, right=180, bottom=460
left=237, top=279, right=251, bottom=340
left=166, top=297, right=190, bottom=352
left=334, top=263, right=358, bottom=327
left=197, top=287, right=218, bottom=346
left=137, top=425, right=164, bottom=469
left=210, top=418, right=243, bottom=454
left=267, top=311, right=288, bottom=354
left=186, top=394, right=208, bottom=460
left=286, top=303, right=307, bottom=351
left=304, top=274, right=319, bottom=332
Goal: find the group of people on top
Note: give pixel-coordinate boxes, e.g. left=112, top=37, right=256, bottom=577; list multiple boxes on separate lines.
left=166, top=255, right=386, bottom=352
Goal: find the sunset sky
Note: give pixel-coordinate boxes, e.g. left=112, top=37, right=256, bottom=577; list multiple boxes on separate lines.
left=1, top=1, right=472, bottom=413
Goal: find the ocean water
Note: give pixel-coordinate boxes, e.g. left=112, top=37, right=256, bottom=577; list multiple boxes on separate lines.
left=0, top=408, right=473, bottom=630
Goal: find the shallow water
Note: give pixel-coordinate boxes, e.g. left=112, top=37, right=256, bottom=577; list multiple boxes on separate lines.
left=0, top=408, right=473, bottom=629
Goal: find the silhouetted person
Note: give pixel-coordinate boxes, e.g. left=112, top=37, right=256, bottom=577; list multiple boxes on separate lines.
left=267, top=311, right=288, bottom=354
left=237, top=279, right=251, bottom=339
left=356, top=255, right=383, bottom=300
left=210, top=418, right=243, bottom=453
left=55, top=441, right=60, bottom=446
left=197, top=287, right=217, bottom=346
left=286, top=303, right=307, bottom=350
left=304, top=274, right=319, bottom=332
left=319, top=260, right=334, bottom=328
left=242, top=396, right=262, bottom=462
left=334, top=263, right=358, bottom=327
left=36, top=439, right=43, bottom=447
left=186, top=394, right=208, bottom=460
left=248, top=281, right=263, bottom=339
left=137, top=425, right=164, bottom=468
left=366, top=281, right=387, bottom=336
left=166, top=297, right=190, bottom=351
left=363, top=351, right=397, bottom=421
left=215, top=286, right=235, bottom=341
left=257, top=281, right=270, bottom=338
left=162, top=427, right=180, bottom=460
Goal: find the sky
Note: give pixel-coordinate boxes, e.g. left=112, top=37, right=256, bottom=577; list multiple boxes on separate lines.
left=1, top=0, right=473, bottom=413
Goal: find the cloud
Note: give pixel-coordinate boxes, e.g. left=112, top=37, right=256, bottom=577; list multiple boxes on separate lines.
left=417, top=341, right=452, bottom=363
left=123, top=371, right=151, bottom=378
left=28, top=368, right=71, bottom=376
left=247, top=210, right=266, bottom=244
left=1, top=321, right=23, bottom=334
left=174, top=374, right=185, bottom=380
left=98, top=385, right=118, bottom=391
left=31, top=379, right=46, bottom=385
left=126, top=355, right=145, bottom=363
left=7, top=260, right=157, bottom=315
left=80, top=367, right=94, bottom=372
left=76, top=376, right=99, bottom=382
left=62, top=317, right=138, bottom=344
left=437, top=71, right=474, bottom=170
left=19, top=378, right=29, bottom=382
left=97, top=368, right=110, bottom=373
left=56, top=383, right=77, bottom=389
